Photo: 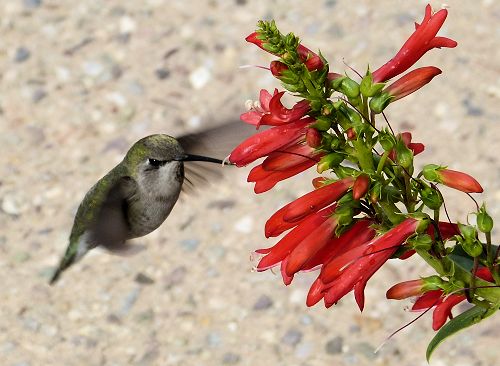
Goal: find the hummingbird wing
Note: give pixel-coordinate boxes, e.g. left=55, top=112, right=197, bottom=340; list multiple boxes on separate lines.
left=49, top=165, right=138, bottom=284
left=177, top=121, right=256, bottom=192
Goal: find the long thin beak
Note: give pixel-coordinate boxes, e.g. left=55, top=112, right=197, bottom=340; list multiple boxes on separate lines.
left=175, top=154, right=232, bottom=165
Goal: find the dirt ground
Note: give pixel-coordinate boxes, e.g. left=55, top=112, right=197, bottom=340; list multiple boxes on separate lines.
left=1, top=1, right=500, bottom=365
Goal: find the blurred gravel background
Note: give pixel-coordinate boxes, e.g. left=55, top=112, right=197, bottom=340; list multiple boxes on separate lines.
left=1, top=0, right=499, bottom=365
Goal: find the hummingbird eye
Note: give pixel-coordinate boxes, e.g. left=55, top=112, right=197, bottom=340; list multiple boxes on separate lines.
left=148, top=158, right=167, bottom=168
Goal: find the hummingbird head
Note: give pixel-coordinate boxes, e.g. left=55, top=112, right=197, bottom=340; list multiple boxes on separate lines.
left=124, top=134, right=225, bottom=181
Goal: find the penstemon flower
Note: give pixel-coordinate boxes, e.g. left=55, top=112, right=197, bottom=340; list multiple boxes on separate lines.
left=233, top=3, right=500, bottom=359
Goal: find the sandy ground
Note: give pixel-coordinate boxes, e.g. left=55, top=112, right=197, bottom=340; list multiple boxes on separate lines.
left=1, top=0, right=500, bottom=365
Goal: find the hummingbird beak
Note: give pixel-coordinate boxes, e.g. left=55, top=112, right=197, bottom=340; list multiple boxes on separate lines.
left=175, top=154, right=232, bottom=165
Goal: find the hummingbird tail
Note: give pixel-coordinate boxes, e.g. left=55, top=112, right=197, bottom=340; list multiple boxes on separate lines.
left=49, top=254, right=75, bottom=285
left=49, top=237, right=89, bottom=285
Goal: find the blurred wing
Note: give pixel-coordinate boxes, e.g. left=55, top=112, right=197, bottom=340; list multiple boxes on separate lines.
left=177, top=121, right=256, bottom=193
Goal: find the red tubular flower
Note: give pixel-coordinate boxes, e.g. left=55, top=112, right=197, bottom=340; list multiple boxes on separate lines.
left=384, top=66, right=442, bottom=101
left=302, top=219, right=376, bottom=272
left=316, top=217, right=425, bottom=310
left=432, top=294, right=466, bottom=330
left=372, top=4, right=457, bottom=82
left=261, top=142, right=321, bottom=172
left=245, top=32, right=280, bottom=56
left=240, top=89, right=276, bottom=126
left=285, top=214, right=339, bottom=276
left=386, top=279, right=426, bottom=300
left=246, top=32, right=324, bottom=71
left=412, top=289, right=443, bottom=311
left=248, top=159, right=317, bottom=194
left=297, top=44, right=324, bottom=71
left=259, top=92, right=310, bottom=127
left=256, top=205, right=337, bottom=271
left=352, top=174, right=370, bottom=200
left=270, top=60, right=288, bottom=77
left=264, top=177, right=354, bottom=237
left=437, top=169, right=483, bottom=193
left=229, top=118, right=313, bottom=167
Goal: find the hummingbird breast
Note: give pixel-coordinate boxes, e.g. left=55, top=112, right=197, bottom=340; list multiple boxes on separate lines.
left=127, top=161, right=184, bottom=238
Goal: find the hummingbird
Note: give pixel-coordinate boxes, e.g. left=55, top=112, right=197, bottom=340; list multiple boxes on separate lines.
left=49, top=122, right=250, bottom=284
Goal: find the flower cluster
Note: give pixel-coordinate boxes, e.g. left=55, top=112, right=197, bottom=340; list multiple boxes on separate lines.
left=230, top=4, right=500, bottom=357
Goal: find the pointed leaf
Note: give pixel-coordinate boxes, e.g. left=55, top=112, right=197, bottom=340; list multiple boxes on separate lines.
left=426, top=305, right=492, bottom=361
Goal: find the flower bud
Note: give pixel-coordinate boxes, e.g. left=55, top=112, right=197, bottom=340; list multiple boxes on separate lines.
left=270, top=60, right=288, bottom=77
left=340, top=78, right=360, bottom=99
left=369, top=92, right=392, bottom=114
left=476, top=204, right=493, bottom=233
left=317, top=153, right=344, bottom=173
left=420, top=185, right=443, bottom=210
left=311, top=116, right=332, bottom=131
left=353, top=174, right=370, bottom=200
left=346, top=127, right=356, bottom=140
left=395, top=141, right=413, bottom=170
left=312, top=177, right=327, bottom=189
left=423, top=165, right=483, bottom=193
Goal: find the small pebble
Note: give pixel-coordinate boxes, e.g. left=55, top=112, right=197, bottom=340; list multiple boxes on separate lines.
left=119, top=287, right=141, bottom=316
left=14, top=47, right=31, bottom=63
left=253, top=294, right=273, bottom=311
left=1, top=195, right=22, bottom=216
left=155, top=68, right=170, bottom=80
left=134, top=273, right=155, bottom=285
left=179, top=238, right=200, bottom=251
left=119, top=16, right=137, bottom=34
left=281, top=328, right=303, bottom=347
left=163, top=266, right=187, bottom=290
left=295, top=342, right=313, bottom=359
left=31, top=88, right=47, bottom=103
left=23, top=0, right=42, bottom=8
left=189, top=66, right=211, bottom=89
left=222, top=352, right=241, bottom=364
left=325, top=336, right=343, bottom=355
left=206, top=331, right=222, bottom=347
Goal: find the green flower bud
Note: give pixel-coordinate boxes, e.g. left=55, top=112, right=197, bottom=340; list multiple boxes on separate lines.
left=461, top=238, right=483, bottom=257
left=369, top=92, right=392, bottom=114
left=317, top=152, right=344, bottom=173
left=395, top=141, right=413, bottom=170
left=422, top=275, right=445, bottom=292
left=378, top=132, right=395, bottom=151
left=476, top=204, right=493, bottom=233
left=420, top=186, right=443, bottom=210
left=340, top=78, right=360, bottom=99
left=422, top=164, right=441, bottom=182
left=311, top=116, right=332, bottom=131
left=458, top=223, right=477, bottom=243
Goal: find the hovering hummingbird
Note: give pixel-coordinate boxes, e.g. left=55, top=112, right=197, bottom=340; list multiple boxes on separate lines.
left=49, top=122, right=250, bottom=284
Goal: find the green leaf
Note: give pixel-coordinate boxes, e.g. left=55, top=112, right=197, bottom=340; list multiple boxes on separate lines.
left=426, top=305, right=490, bottom=362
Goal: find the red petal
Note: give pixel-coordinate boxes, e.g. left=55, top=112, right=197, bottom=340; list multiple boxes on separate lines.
left=285, top=215, right=339, bottom=276
left=282, top=177, right=354, bottom=223
left=411, top=289, right=443, bottom=311
left=229, top=119, right=312, bottom=167
left=432, top=294, right=466, bottom=330
left=256, top=206, right=336, bottom=270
